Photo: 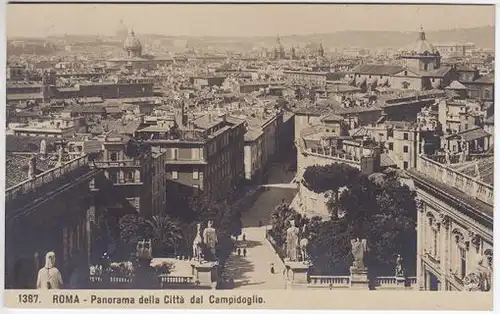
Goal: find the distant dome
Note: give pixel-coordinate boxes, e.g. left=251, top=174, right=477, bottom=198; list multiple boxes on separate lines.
left=412, top=26, right=435, bottom=54
left=123, top=29, right=142, bottom=57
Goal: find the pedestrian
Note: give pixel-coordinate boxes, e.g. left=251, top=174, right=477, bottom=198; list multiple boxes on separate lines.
left=270, top=263, right=275, bottom=274
left=237, top=248, right=241, bottom=256
left=243, top=248, right=247, bottom=257
left=242, top=234, right=246, bottom=242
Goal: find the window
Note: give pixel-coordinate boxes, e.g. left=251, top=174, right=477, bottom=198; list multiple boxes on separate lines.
left=388, top=142, right=394, bottom=151
left=403, top=161, right=409, bottom=170
left=193, top=168, right=199, bottom=180
left=171, top=148, right=178, bottom=160
left=110, top=152, right=118, bottom=161
left=125, top=171, right=134, bottom=183
left=484, top=249, right=493, bottom=268
left=432, top=229, right=438, bottom=256
left=460, top=248, right=467, bottom=279
left=403, top=145, right=409, bottom=153
left=403, top=133, right=409, bottom=140
left=172, top=171, right=178, bottom=180
left=109, top=171, right=118, bottom=183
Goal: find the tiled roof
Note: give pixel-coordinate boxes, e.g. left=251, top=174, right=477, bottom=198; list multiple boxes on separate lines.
left=456, top=65, right=477, bottom=72
left=445, top=80, right=468, bottom=90
left=7, top=93, right=43, bottom=101
left=320, top=113, right=343, bottom=122
left=6, top=135, right=58, bottom=153
left=380, top=153, right=396, bottom=167
left=352, top=64, right=405, bottom=75
left=474, top=73, right=494, bottom=84
left=5, top=154, right=59, bottom=188
left=349, top=127, right=370, bottom=137
left=445, top=127, right=491, bottom=142
left=448, top=156, right=494, bottom=186
left=408, top=66, right=453, bottom=78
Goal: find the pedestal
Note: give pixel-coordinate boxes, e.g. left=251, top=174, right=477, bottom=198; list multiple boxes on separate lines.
left=285, top=261, right=311, bottom=288
left=191, top=261, right=218, bottom=288
left=349, top=267, right=369, bottom=290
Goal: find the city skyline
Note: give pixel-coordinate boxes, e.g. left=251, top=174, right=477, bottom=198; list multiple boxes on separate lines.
left=7, top=3, right=495, bottom=38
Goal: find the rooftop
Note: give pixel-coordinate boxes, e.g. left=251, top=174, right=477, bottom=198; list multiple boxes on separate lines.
left=448, top=156, right=494, bottom=186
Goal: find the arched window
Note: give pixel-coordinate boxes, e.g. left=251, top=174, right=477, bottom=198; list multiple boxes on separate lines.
left=484, top=249, right=493, bottom=268
left=426, top=213, right=439, bottom=257
left=452, top=229, right=467, bottom=279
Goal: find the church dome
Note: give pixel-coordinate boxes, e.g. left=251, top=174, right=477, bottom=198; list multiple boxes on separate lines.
left=411, top=26, right=435, bottom=54
left=123, top=29, right=142, bottom=55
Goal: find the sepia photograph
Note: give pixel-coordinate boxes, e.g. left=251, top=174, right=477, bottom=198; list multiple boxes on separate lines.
left=2, top=2, right=496, bottom=309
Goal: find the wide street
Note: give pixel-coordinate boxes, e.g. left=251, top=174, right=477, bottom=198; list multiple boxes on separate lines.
left=223, top=162, right=297, bottom=289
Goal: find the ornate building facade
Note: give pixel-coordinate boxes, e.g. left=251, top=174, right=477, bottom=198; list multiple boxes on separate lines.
left=409, top=154, right=493, bottom=291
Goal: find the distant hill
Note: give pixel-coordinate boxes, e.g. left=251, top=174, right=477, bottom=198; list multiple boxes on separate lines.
left=267, top=26, right=495, bottom=50
left=8, top=26, right=494, bottom=51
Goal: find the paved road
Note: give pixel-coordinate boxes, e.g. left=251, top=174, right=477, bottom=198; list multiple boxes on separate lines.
left=223, top=164, right=296, bottom=289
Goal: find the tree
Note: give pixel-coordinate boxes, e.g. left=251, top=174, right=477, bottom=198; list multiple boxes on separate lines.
left=270, top=201, right=299, bottom=247
left=302, top=163, right=360, bottom=219
left=299, top=165, right=417, bottom=277
left=119, top=214, right=151, bottom=248
left=146, top=215, right=183, bottom=257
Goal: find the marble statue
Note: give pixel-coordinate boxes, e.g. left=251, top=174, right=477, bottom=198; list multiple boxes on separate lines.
left=285, top=220, right=300, bottom=261
left=28, top=156, right=36, bottom=179
left=40, top=140, right=47, bottom=158
left=299, top=224, right=309, bottom=262
left=203, top=221, right=217, bottom=256
left=395, top=254, right=405, bottom=277
left=350, top=238, right=367, bottom=270
left=57, top=147, right=64, bottom=165
left=444, top=149, right=451, bottom=165
left=193, top=223, right=203, bottom=262
left=36, top=252, right=63, bottom=289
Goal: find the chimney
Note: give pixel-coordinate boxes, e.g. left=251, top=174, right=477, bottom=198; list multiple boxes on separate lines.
left=28, top=156, right=37, bottom=179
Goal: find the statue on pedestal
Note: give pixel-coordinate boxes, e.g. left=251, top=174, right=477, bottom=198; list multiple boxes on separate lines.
left=40, top=140, right=47, bottom=159
left=395, top=254, right=405, bottom=277
left=285, top=220, right=299, bottom=262
left=203, top=221, right=217, bottom=257
left=193, top=223, right=203, bottom=262
left=350, top=238, right=367, bottom=270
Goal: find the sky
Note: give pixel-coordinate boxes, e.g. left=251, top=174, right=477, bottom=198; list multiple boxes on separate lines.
left=6, top=3, right=495, bottom=38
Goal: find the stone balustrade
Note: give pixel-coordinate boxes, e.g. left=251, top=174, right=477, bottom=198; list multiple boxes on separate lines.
left=5, top=154, right=91, bottom=203
left=88, top=274, right=195, bottom=288
left=417, top=155, right=493, bottom=206
left=309, top=275, right=351, bottom=288
left=159, top=275, right=194, bottom=285
left=373, top=276, right=418, bottom=290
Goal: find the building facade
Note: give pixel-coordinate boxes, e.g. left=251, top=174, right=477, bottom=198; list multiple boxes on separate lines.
left=409, top=154, right=493, bottom=291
